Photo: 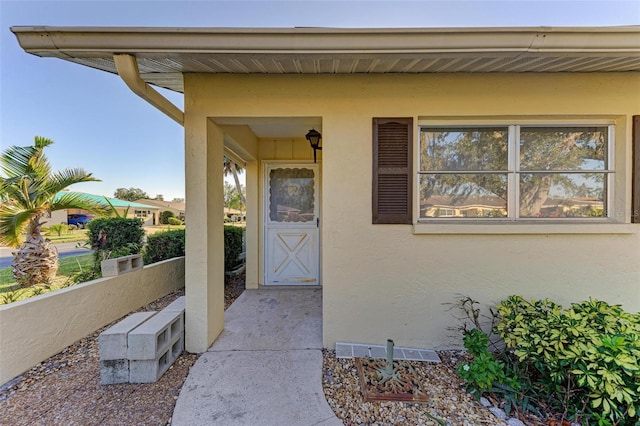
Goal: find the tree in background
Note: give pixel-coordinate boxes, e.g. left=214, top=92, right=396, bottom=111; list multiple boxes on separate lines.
left=224, top=182, right=245, bottom=212
left=223, top=156, right=246, bottom=206
left=114, top=187, right=149, bottom=201
left=154, top=194, right=164, bottom=201
left=0, top=136, right=108, bottom=286
left=171, top=197, right=184, bottom=203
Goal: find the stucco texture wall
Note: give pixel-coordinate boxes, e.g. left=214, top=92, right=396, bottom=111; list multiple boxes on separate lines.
left=184, top=73, right=640, bottom=350
left=0, top=258, right=185, bottom=385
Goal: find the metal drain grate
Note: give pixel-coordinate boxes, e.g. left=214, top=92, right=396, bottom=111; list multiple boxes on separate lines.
left=335, top=342, right=440, bottom=363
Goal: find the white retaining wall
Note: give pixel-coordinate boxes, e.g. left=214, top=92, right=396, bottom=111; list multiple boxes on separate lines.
left=0, top=257, right=185, bottom=386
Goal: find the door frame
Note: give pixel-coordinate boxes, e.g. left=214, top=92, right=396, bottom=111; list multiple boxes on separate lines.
left=262, top=161, right=321, bottom=286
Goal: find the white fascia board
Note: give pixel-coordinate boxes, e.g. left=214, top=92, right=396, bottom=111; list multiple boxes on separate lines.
left=11, top=26, right=640, bottom=57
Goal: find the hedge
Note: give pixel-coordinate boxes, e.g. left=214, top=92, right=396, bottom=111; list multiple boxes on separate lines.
left=144, top=226, right=244, bottom=273
left=144, top=229, right=185, bottom=264
left=224, top=225, right=244, bottom=271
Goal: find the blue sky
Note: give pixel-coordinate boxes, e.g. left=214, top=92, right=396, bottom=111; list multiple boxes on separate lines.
left=1, top=0, right=639, bottom=200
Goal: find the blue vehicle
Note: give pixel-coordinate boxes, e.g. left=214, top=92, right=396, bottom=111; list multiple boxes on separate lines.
left=67, top=214, right=92, bottom=229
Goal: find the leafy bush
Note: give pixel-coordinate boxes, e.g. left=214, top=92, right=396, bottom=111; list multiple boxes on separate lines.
left=82, top=217, right=145, bottom=279
left=144, top=229, right=185, bottom=264
left=87, top=217, right=145, bottom=257
left=143, top=226, right=243, bottom=273
left=457, top=328, right=516, bottom=396
left=159, top=210, right=175, bottom=224
left=449, top=296, right=521, bottom=409
left=168, top=217, right=183, bottom=225
left=497, top=296, right=640, bottom=425
left=224, top=225, right=244, bottom=271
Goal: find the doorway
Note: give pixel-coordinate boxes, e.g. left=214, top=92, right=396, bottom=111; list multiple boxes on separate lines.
left=264, top=163, right=320, bottom=285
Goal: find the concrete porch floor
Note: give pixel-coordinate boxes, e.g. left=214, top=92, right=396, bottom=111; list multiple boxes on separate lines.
left=172, top=288, right=342, bottom=425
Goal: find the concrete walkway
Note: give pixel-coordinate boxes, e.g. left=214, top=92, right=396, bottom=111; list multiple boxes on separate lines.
left=172, top=288, right=343, bottom=426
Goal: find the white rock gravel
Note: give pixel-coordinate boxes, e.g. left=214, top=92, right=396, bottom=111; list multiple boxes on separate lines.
left=321, top=349, right=550, bottom=426
left=321, top=350, right=515, bottom=426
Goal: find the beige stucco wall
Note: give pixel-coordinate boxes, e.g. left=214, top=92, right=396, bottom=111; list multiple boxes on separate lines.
left=184, top=72, right=640, bottom=351
left=0, top=257, right=185, bottom=385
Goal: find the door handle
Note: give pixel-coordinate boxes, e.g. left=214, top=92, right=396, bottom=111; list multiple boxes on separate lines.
left=317, top=217, right=320, bottom=228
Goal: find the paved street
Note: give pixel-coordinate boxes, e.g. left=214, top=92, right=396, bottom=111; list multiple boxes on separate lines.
left=0, top=242, right=92, bottom=269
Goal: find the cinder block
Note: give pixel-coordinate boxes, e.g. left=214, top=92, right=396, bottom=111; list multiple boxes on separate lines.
left=127, top=310, right=184, bottom=360
left=100, top=254, right=143, bottom=277
left=129, top=335, right=184, bottom=383
left=163, top=296, right=185, bottom=313
left=98, top=311, right=157, bottom=360
left=100, top=359, right=129, bottom=385
left=170, top=334, right=185, bottom=359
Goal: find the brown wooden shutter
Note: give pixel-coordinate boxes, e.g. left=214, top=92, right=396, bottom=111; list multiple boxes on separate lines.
left=633, top=116, right=640, bottom=223
left=372, top=117, right=413, bottom=224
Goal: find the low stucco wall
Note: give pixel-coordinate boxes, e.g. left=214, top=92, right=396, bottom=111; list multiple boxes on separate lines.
left=0, top=257, right=185, bottom=386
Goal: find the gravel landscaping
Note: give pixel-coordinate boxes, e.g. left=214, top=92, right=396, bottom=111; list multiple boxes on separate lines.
left=0, top=274, right=245, bottom=426
left=1, top=276, right=544, bottom=426
left=321, top=350, right=545, bottom=426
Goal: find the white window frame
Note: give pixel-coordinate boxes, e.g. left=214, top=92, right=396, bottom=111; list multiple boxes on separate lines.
left=416, top=119, right=616, bottom=224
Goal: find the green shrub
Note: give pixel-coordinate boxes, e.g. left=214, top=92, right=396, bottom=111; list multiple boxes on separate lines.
left=224, top=225, right=244, bottom=271
left=449, top=296, right=520, bottom=405
left=497, top=296, right=640, bottom=425
left=87, top=217, right=144, bottom=256
left=144, top=229, right=185, bottom=264
left=457, top=328, right=516, bottom=396
left=85, top=217, right=145, bottom=275
left=167, top=217, right=183, bottom=225
left=72, top=269, right=100, bottom=284
left=48, top=223, right=67, bottom=236
left=143, top=226, right=243, bottom=273
left=159, top=210, right=175, bottom=224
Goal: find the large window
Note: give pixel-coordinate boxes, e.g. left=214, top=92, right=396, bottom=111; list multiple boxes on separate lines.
left=418, top=125, right=612, bottom=221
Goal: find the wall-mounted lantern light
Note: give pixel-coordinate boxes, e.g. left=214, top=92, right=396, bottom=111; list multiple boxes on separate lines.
left=305, top=128, right=322, bottom=163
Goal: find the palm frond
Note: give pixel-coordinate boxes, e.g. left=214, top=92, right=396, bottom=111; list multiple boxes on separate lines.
left=0, top=181, right=30, bottom=208
left=33, top=136, right=54, bottom=149
left=50, top=192, right=110, bottom=216
left=0, top=204, right=40, bottom=247
left=3, top=137, right=53, bottom=178
left=0, top=145, right=38, bottom=178
left=102, top=196, right=127, bottom=218
left=43, top=168, right=100, bottom=194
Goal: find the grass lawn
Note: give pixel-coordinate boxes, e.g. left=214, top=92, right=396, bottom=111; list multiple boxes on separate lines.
left=42, top=229, right=89, bottom=244
left=0, top=254, right=95, bottom=302
left=144, top=224, right=186, bottom=235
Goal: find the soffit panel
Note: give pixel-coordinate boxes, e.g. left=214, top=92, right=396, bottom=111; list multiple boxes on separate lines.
left=60, top=53, right=640, bottom=94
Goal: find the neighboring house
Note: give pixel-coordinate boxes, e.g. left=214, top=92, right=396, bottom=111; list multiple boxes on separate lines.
left=135, top=198, right=186, bottom=222
left=12, top=26, right=640, bottom=353
left=52, top=192, right=160, bottom=226
left=48, top=209, right=70, bottom=226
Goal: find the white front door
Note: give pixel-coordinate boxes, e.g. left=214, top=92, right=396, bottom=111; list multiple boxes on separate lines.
left=265, top=163, right=320, bottom=285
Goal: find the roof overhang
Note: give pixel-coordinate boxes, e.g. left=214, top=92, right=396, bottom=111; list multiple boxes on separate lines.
left=11, top=26, right=640, bottom=93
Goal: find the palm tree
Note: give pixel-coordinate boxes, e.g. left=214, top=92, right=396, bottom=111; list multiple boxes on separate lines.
left=0, top=136, right=108, bottom=287
left=223, top=156, right=246, bottom=206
